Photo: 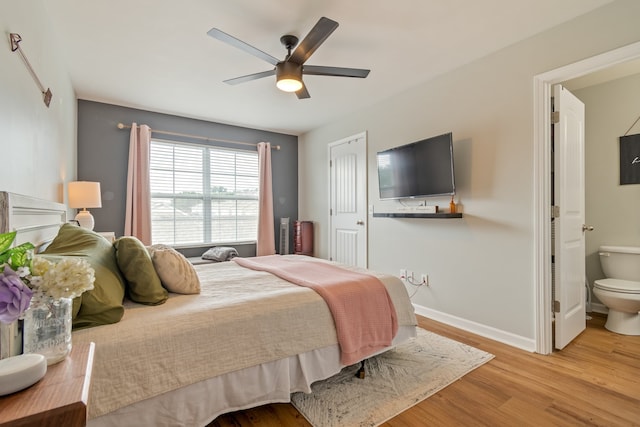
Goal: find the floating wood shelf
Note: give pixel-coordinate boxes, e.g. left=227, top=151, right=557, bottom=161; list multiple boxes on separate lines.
left=372, top=212, right=463, bottom=219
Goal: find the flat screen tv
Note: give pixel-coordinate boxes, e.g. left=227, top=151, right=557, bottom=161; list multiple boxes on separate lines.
left=377, top=132, right=455, bottom=200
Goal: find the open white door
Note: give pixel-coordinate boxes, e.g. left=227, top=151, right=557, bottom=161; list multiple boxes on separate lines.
left=329, top=133, right=367, bottom=267
left=553, top=84, right=587, bottom=350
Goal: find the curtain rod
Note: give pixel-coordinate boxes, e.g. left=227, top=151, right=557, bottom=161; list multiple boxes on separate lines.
left=116, top=123, right=280, bottom=150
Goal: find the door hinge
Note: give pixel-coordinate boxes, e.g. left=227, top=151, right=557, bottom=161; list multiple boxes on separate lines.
left=330, top=208, right=332, bottom=216
left=551, top=111, right=560, bottom=124
left=553, top=300, right=560, bottom=313
left=551, top=205, right=560, bottom=218
left=329, top=160, right=332, bottom=167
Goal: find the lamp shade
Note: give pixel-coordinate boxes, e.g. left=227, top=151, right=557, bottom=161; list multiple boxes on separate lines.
left=276, top=62, right=303, bottom=92
left=68, top=181, right=102, bottom=209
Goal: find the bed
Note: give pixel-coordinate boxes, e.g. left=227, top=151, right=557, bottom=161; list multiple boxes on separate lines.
left=1, top=192, right=417, bottom=427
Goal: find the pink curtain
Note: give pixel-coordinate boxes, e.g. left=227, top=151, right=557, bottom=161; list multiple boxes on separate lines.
left=124, top=123, right=152, bottom=245
left=256, top=142, right=276, bottom=256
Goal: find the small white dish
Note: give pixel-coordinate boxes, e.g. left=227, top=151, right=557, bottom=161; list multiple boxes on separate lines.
left=0, top=353, right=47, bottom=396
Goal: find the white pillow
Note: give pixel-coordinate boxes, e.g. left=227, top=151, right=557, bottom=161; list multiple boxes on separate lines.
left=147, top=245, right=201, bottom=294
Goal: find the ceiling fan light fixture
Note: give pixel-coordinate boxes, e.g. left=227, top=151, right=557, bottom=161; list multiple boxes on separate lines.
left=276, top=62, right=303, bottom=92
left=208, top=17, right=368, bottom=99
left=276, top=78, right=303, bottom=92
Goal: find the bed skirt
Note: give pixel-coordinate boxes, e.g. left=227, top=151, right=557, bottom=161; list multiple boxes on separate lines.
left=88, top=325, right=416, bottom=427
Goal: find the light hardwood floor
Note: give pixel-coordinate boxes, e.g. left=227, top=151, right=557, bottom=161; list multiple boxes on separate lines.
left=210, top=314, right=640, bottom=426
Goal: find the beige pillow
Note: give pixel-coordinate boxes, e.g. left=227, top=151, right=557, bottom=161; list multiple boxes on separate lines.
left=147, top=245, right=201, bottom=294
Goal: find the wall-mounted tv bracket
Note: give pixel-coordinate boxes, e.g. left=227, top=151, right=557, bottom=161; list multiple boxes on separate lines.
left=9, top=33, right=52, bottom=108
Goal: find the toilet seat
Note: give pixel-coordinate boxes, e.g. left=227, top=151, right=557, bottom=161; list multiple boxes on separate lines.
left=594, top=278, right=640, bottom=294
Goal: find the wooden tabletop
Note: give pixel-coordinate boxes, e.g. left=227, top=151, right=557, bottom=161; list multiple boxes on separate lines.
left=0, top=342, right=95, bottom=427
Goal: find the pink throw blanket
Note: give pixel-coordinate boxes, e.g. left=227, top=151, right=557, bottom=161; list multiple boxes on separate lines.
left=233, top=255, right=398, bottom=365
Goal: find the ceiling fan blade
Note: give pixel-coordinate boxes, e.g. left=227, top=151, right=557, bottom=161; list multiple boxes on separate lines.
left=223, top=70, right=275, bottom=85
left=207, top=28, right=280, bottom=66
left=296, top=83, right=310, bottom=99
left=303, top=65, right=370, bottom=78
left=288, top=17, right=339, bottom=65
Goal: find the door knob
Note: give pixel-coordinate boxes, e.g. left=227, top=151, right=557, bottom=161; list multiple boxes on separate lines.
left=356, top=220, right=364, bottom=225
left=582, top=224, right=594, bottom=232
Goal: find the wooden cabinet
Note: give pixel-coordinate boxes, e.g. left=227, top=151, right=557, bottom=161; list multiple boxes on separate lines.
left=294, top=221, right=313, bottom=256
left=0, top=342, right=95, bottom=427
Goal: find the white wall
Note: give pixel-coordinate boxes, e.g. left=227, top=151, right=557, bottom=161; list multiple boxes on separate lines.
left=0, top=0, right=76, bottom=203
left=299, top=0, right=640, bottom=347
left=574, top=73, right=640, bottom=298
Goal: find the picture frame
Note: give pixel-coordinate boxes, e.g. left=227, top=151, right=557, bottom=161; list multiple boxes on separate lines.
left=619, top=133, right=640, bottom=185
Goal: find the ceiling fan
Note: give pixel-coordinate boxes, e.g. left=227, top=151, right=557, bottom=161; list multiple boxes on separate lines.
left=207, top=17, right=370, bottom=99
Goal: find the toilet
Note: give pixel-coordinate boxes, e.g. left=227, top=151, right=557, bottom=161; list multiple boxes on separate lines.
left=593, top=245, right=640, bottom=335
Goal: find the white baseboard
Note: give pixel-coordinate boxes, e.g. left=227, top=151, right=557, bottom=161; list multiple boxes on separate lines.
left=588, top=302, right=608, bottom=315
left=413, top=303, right=537, bottom=352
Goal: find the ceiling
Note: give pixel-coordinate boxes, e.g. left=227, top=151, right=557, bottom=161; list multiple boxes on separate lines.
left=45, top=0, right=613, bottom=135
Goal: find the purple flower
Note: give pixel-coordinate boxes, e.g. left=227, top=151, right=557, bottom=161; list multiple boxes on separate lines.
left=0, top=266, right=33, bottom=323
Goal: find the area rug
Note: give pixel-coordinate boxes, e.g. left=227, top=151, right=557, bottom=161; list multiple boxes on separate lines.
left=291, top=328, right=494, bottom=427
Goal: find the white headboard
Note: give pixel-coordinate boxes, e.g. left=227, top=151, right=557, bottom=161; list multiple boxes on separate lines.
left=0, top=192, right=67, bottom=358
left=0, top=191, right=67, bottom=250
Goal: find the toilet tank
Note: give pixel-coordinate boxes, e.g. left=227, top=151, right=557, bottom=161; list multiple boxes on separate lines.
left=599, top=245, right=640, bottom=281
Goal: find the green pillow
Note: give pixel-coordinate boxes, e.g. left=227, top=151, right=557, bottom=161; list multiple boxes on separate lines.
left=42, top=224, right=125, bottom=329
left=115, top=237, right=167, bottom=305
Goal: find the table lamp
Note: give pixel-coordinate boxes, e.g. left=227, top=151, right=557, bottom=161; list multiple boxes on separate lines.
left=68, top=181, right=102, bottom=230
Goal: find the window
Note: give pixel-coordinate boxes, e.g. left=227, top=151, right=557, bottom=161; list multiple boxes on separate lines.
left=149, top=140, right=259, bottom=245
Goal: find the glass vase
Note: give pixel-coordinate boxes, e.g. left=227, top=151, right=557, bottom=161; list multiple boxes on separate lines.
left=23, top=297, right=72, bottom=365
left=0, top=320, right=23, bottom=359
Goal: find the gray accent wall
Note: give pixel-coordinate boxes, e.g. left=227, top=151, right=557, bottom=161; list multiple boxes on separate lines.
left=77, top=100, right=298, bottom=253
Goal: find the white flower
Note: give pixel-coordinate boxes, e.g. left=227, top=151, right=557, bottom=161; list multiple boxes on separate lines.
left=29, top=276, right=43, bottom=287
left=36, top=257, right=95, bottom=300
left=31, top=257, right=54, bottom=277
left=16, top=266, right=31, bottom=278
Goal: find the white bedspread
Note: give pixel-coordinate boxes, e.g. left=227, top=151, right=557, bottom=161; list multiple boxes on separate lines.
left=73, top=256, right=417, bottom=419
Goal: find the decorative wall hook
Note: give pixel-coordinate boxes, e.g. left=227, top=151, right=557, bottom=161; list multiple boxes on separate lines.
left=9, top=33, right=53, bottom=108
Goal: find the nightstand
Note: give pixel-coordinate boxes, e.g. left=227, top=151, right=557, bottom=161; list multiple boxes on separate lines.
left=96, top=232, right=115, bottom=243
left=0, top=342, right=95, bottom=427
